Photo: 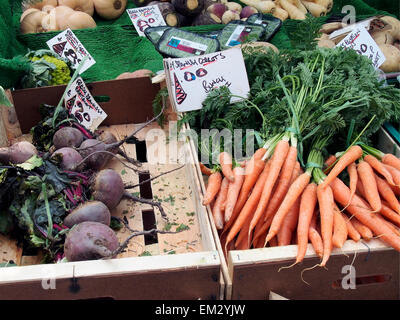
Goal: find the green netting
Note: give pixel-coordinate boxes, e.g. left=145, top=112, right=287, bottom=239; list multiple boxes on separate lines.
left=0, top=0, right=399, bottom=89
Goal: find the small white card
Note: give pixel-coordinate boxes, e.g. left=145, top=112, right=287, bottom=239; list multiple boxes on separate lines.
left=127, top=5, right=167, bottom=37
left=163, top=47, right=250, bottom=112
left=64, top=77, right=107, bottom=132
left=337, top=27, right=386, bottom=69
left=46, top=29, right=96, bottom=74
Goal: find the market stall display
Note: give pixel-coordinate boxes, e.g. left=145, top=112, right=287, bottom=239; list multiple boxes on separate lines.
left=1, top=0, right=400, bottom=301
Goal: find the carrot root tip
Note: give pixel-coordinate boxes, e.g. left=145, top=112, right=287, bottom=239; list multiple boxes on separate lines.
left=278, top=261, right=298, bottom=272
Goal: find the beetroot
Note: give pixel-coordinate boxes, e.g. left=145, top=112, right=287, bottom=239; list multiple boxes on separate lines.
left=64, top=221, right=119, bottom=261
left=0, top=141, right=38, bottom=164
left=51, top=147, right=83, bottom=171
left=53, top=127, right=84, bottom=150
left=98, top=131, right=119, bottom=154
left=78, top=139, right=110, bottom=171
left=91, top=169, right=124, bottom=210
left=63, top=201, right=111, bottom=228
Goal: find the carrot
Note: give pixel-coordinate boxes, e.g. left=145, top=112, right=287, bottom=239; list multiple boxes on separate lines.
left=219, top=152, right=235, bottom=182
left=319, top=145, right=363, bottom=189
left=277, top=194, right=301, bottom=246
left=235, top=214, right=253, bottom=250
left=389, top=184, right=400, bottom=196
left=375, top=174, right=400, bottom=214
left=263, top=147, right=298, bottom=222
left=364, top=155, right=395, bottom=186
left=202, top=171, right=222, bottom=206
left=356, top=178, right=366, bottom=198
left=380, top=202, right=400, bottom=227
left=296, top=183, right=318, bottom=263
left=253, top=147, right=268, bottom=161
left=383, top=164, right=400, bottom=186
left=199, top=162, right=213, bottom=176
left=276, top=158, right=302, bottom=247
left=330, top=178, right=400, bottom=251
left=376, top=214, right=400, bottom=237
left=224, top=161, right=271, bottom=254
left=309, top=211, right=323, bottom=259
left=323, top=154, right=337, bottom=174
left=317, top=184, right=335, bottom=267
left=264, top=171, right=312, bottom=245
left=222, top=158, right=266, bottom=232
left=252, top=214, right=273, bottom=247
left=350, top=218, right=373, bottom=241
left=224, top=167, right=245, bottom=223
left=357, top=160, right=381, bottom=212
left=381, top=153, right=400, bottom=172
left=346, top=162, right=358, bottom=208
left=332, top=206, right=348, bottom=248
left=269, top=236, right=278, bottom=247
left=249, top=139, right=290, bottom=238
left=341, top=211, right=361, bottom=242
left=211, top=177, right=229, bottom=230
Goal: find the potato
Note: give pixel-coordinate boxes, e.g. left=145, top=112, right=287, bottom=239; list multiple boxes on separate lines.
left=379, top=44, right=400, bottom=73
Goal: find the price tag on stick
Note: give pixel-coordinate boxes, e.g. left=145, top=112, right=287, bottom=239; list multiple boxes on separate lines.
left=127, top=5, right=167, bottom=37
left=163, top=47, right=250, bottom=112
left=64, top=77, right=107, bottom=132
left=337, top=27, right=386, bottom=69
left=46, top=28, right=96, bottom=74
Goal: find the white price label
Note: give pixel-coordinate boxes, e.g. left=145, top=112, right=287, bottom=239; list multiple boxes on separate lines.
left=337, top=27, right=386, bottom=69
left=164, top=47, right=250, bottom=112
left=64, top=77, right=107, bottom=132
left=46, top=29, right=95, bottom=74
left=127, top=5, right=167, bottom=37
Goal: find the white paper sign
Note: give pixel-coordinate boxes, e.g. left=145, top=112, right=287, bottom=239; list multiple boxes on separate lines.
left=337, top=27, right=386, bottom=69
left=329, top=18, right=373, bottom=40
left=64, top=77, right=107, bottom=132
left=127, top=5, right=166, bottom=37
left=164, top=47, right=250, bottom=112
left=46, top=29, right=96, bottom=74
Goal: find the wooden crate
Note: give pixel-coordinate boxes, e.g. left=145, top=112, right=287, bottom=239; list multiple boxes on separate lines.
left=186, top=125, right=400, bottom=300
left=0, top=93, right=222, bottom=300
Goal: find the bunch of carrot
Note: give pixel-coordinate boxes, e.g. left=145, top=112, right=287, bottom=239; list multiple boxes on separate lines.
left=201, top=142, right=400, bottom=268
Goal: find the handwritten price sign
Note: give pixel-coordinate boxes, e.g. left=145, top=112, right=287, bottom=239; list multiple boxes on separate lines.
left=64, top=77, right=107, bottom=132
left=127, top=5, right=166, bottom=37
left=337, top=27, right=386, bottom=70
left=163, top=47, right=250, bottom=112
left=46, top=29, right=96, bottom=74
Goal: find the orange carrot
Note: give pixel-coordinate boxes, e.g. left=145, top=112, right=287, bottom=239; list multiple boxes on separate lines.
left=269, top=236, right=278, bottom=247
left=376, top=214, right=400, bottom=237
left=320, top=145, right=363, bottom=189
left=235, top=214, right=254, bottom=250
left=375, top=174, right=400, bottom=214
left=224, top=161, right=271, bottom=254
left=351, top=218, right=373, bottom=241
left=222, top=158, right=266, bottom=232
left=253, top=147, right=268, bottom=161
left=346, top=162, right=358, bottom=207
left=263, top=147, right=298, bottom=222
left=331, top=178, right=400, bottom=251
left=357, top=160, right=381, bottom=212
left=364, top=154, right=395, bottom=186
left=276, top=158, right=302, bottom=247
left=382, top=153, right=400, bottom=172
left=341, top=211, right=361, bottom=242
left=264, top=171, right=312, bottom=245
left=249, top=139, right=290, bottom=238
left=219, top=152, right=235, bottom=182
left=324, top=154, right=337, bottom=174
left=212, top=177, right=229, bottom=230
left=332, top=206, right=348, bottom=248
left=318, top=184, right=335, bottom=267
left=380, top=202, right=400, bottom=227
left=199, top=162, right=213, bottom=176
left=383, top=164, right=400, bottom=186
left=252, top=214, right=273, bottom=247
left=202, top=172, right=222, bottom=206
left=224, top=167, right=245, bottom=223
left=277, top=195, right=300, bottom=246
left=309, top=211, right=323, bottom=259
left=296, top=183, right=318, bottom=263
